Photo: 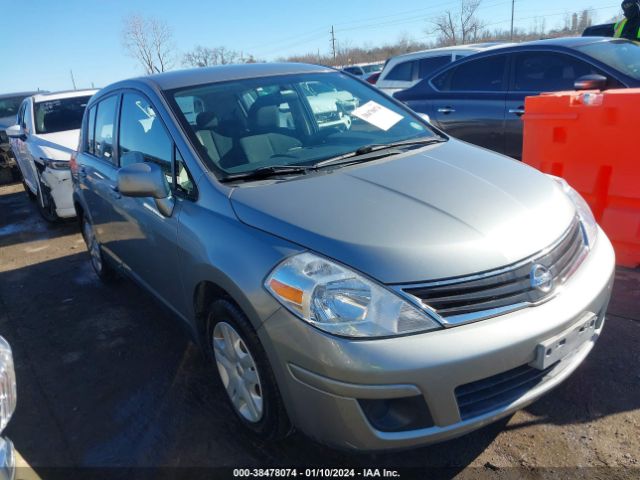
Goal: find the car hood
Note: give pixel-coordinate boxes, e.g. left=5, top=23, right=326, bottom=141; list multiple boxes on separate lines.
left=33, top=130, right=80, bottom=159
left=229, top=140, right=576, bottom=284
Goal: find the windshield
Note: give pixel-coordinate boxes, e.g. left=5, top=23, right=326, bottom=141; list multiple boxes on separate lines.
left=0, top=96, right=25, bottom=119
left=576, top=40, right=640, bottom=80
left=34, top=95, right=92, bottom=134
left=169, top=72, right=438, bottom=177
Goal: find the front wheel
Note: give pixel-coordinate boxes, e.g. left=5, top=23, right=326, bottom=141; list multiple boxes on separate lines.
left=81, top=215, right=117, bottom=283
left=207, top=299, right=291, bottom=440
left=36, top=172, right=60, bottom=222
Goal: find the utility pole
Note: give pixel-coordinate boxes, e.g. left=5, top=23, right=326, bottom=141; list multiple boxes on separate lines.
left=70, top=69, right=77, bottom=90
left=330, top=25, right=336, bottom=65
left=510, top=0, right=515, bottom=40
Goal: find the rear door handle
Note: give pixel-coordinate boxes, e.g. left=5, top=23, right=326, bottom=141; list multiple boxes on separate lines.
left=509, top=107, right=525, bottom=116
left=437, top=107, right=455, bottom=114
left=78, top=167, right=87, bottom=178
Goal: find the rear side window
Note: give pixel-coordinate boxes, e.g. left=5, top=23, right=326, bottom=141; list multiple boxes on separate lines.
left=513, top=52, right=600, bottom=92
left=93, top=95, right=118, bottom=162
left=433, top=55, right=507, bottom=92
left=119, top=93, right=173, bottom=183
left=418, top=55, right=451, bottom=79
left=85, top=106, right=96, bottom=154
left=385, top=60, right=415, bottom=81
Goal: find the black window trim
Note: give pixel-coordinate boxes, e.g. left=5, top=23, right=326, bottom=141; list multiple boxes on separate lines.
left=428, top=51, right=511, bottom=94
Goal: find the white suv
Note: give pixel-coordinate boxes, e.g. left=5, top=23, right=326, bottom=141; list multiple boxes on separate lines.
left=376, top=43, right=507, bottom=95
left=7, top=89, right=97, bottom=221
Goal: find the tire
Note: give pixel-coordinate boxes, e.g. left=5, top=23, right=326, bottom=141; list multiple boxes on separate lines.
left=36, top=172, right=60, bottom=222
left=207, top=299, right=291, bottom=440
left=22, top=178, right=37, bottom=201
left=81, top=215, right=118, bottom=283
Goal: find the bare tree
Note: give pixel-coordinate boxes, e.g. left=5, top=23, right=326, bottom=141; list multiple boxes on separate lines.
left=429, top=0, right=485, bottom=46
left=183, top=45, right=253, bottom=67
left=122, top=15, right=175, bottom=74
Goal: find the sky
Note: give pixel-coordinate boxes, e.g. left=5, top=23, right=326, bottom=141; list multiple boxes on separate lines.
left=1, top=0, right=621, bottom=92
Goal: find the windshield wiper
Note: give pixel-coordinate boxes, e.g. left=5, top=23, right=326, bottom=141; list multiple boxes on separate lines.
left=314, top=137, right=447, bottom=169
left=219, top=165, right=316, bottom=183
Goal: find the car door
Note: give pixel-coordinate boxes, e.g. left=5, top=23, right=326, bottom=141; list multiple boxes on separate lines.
left=76, top=94, right=121, bottom=248
left=428, top=53, right=509, bottom=154
left=505, top=50, right=609, bottom=159
left=106, top=91, right=188, bottom=314
left=12, top=100, right=37, bottom=192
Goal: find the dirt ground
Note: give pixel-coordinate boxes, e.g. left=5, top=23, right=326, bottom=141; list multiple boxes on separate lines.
left=0, top=181, right=638, bottom=479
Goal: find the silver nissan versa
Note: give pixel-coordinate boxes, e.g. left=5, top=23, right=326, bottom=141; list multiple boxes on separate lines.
left=72, top=63, right=615, bottom=451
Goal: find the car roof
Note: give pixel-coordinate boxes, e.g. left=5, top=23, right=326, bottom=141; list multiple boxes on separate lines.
left=121, top=63, right=335, bottom=91
left=31, top=89, right=99, bottom=102
left=388, top=42, right=512, bottom=62
left=0, top=91, right=40, bottom=100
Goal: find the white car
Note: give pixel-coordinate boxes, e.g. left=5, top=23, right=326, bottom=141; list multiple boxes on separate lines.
left=7, top=89, right=97, bottom=221
left=376, top=43, right=508, bottom=95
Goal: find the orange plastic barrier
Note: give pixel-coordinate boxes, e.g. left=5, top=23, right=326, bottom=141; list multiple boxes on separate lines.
left=523, top=88, right=640, bottom=268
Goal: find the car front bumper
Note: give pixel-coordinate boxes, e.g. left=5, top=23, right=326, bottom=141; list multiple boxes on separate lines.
left=258, top=227, right=615, bottom=451
left=41, top=167, right=75, bottom=218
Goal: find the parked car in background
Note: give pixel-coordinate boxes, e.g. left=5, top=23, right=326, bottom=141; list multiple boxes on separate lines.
left=582, top=23, right=615, bottom=37
left=395, top=37, right=640, bottom=160
left=366, top=71, right=381, bottom=84
left=7, top=89, right=97, bottom=221
left=376, top=43, right=506, bottom=95
left=0, top=337, right=17, bottom=480
left=73, top=63, right=614, bottom=451
left=341, top=62, right=384, bottom=82
left=0, top=91, right=38, bottom=182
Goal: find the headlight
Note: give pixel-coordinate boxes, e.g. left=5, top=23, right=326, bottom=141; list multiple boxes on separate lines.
left=41, top=157, right=70, bottom=170
left=549, top=175, right=598, bottom=247
left=0, top=337, right=16, bottom=433
left=265, top=253, right=442, bottom=338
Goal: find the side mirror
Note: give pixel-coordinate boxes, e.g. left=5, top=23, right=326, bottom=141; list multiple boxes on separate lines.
left=5, top=125, right=26, bottom=140
left=117, top=158, right=174, bottom=217
left=574, top=74, right=607, bottom=91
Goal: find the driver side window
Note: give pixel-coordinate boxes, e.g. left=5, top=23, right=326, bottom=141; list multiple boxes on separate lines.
left=119, top=93, right=173, bottom=186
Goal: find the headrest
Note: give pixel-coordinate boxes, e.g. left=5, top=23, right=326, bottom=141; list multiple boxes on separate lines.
left=196, top=111, right=218, bottom=129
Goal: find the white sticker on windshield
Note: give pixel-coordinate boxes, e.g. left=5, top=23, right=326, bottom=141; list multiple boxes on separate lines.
left=351, top=101, right=403, bottom=131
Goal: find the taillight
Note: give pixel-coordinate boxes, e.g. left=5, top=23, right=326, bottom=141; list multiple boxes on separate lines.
left=367, top=73, right=380, bottom=84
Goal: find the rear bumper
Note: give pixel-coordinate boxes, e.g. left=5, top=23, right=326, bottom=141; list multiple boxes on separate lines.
left=258, top=228, right=615, bottom=451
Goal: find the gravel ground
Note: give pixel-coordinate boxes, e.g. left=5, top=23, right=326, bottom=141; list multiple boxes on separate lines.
left=0, top=181, right=638, bottom=479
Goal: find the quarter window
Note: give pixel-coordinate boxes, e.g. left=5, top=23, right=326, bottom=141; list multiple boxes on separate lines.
left=513, top=52, right=599, bottom=92
left=119, top=93, right=173, bottom=183
left=93, top=95, right=118, bottom=162
left=433, top=55, right=507, bottom=91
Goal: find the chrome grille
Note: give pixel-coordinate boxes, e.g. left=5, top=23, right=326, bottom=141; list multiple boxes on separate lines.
left=402, top=219, right=587, bottom=326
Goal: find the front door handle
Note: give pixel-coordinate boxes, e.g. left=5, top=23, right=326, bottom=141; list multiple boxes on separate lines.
left=109, top=184, right=121, bottom=200
left=509, top=107, right=525, bottom=116
left=437, top=107, right=456, bottom=114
